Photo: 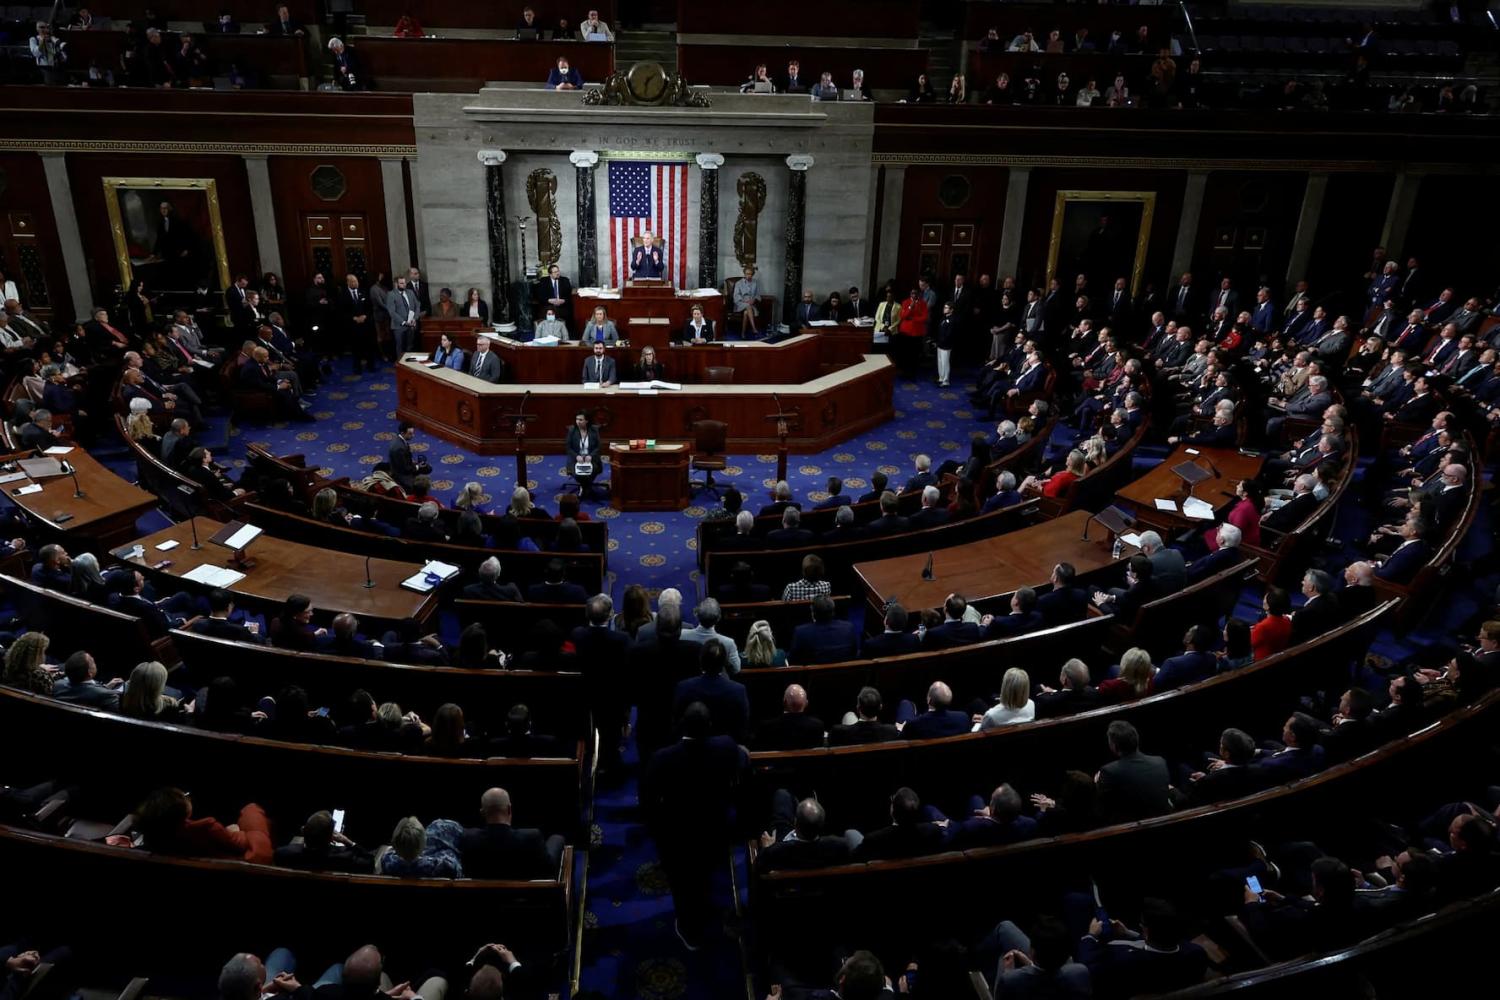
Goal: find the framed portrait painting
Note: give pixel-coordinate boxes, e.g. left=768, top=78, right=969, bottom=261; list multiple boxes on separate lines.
left=103, top=177, right=231, bottom=294
left=1046, top=190, right=1156, bottom=298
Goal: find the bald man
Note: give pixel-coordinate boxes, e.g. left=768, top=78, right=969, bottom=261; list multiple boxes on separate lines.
left=456, top=787, right=563, bottom=879
left=219, top=950, right=303, bottom=1000
left=460, top=943, right=542, bottom=1000
left=311, top=944, right=445, bottom=1000
left=752, top=683, right=826, bottom=751
left=895, top=680, right=971, bottom=738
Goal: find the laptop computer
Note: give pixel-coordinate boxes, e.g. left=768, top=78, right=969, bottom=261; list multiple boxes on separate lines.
left=515, top=27, right=537, bottom=40
left=751, top=80, right=773, bottom=94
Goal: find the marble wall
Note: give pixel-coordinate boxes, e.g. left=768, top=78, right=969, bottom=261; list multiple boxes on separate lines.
left=411, top=88, right=875, bottom=324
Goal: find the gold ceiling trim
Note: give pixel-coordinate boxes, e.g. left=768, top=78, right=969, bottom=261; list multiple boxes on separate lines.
left=871, top=152, right=1411, bottom=172
left=0, top=138, right=418, bottom=157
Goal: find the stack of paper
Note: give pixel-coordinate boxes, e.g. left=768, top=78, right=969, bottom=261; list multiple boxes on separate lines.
left=1153, top=498, right=1178, bottom=512
left=1118, top=532, right=1143, bottom=548
left=400, top=559, right=461, bottom=593
left=807, top=319, right=838, bottom=327
left=43, top=446, right=74, bottom=456
left=1182, top=497, right=1217, bottom=521
left=182, top=565, right=246, bottom=587
left=620, top=380, right=682, bottom=391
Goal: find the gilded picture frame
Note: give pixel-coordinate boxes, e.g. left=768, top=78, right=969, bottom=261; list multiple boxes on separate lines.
left=103, top=176, right=231, bottom=293
left=1046, top=190, right=1156, bottom=298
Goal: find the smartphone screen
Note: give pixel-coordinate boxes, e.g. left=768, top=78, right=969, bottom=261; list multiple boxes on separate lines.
left=1246, top=875, right=1263, bottom=895
left=332, top=809, right=345, bottom=834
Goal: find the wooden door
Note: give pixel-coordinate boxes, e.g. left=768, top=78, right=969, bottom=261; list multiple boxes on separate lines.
left=302, top=213, right=370, bottom=283
left=913, top=219, right=978, bottom=285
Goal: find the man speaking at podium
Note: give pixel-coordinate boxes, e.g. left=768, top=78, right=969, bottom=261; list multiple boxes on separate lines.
left=631, top=231, right=665, bottom=280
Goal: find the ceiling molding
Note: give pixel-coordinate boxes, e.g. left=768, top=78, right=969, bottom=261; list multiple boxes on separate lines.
left=869, top=152, right=1448, bottom=172
left=0, top=139, right=418, bottom=157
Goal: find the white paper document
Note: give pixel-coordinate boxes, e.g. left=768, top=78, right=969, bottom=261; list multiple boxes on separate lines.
left=192, top=357, right=217, bottom=368
left=182, top=564, right=246, bottom=587
left=13, top=484, right=42, bottom=496
left=807, top=319, right=838, bottom=327
left=1181, top=497, right=1217, bottom=520
left=400, top=561, right=460, bottom=593
left=620, top=380, right=681, bottom=391
left=421, top=560, right=461, bottom=581
left=223, top=523, right=263, bottom=550
left=1183, top=448, right=1200, bottom=456
left=43, top=446, right=74, bottom=455
left=1118, top=532, right=1143, bottom=548
left=1153, top=498, right=1178, bottom=512
left=0, top=472, right=25, bottom=484
left=156, top=540, right=180, bottom=551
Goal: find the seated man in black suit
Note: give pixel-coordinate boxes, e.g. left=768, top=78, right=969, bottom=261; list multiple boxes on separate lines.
left=757, top=480, right=801, bottom=520
left=765, top=506, right=816, bottom=549
left=526, top=559, right=590, bottom=603
left=17, top=407, right=61, bottom=451
left=856, top=472, right=888, bottom=504
left=789, top=594, right=858, bottom=665
left=903, top=454, right=937, bottom=494
left=317, top=612, right=382, bottom=659
left=107, top=568, right=200, bottom=640
left=908, top=485, right=951, bottom=529
left=1038, top=562, right=1090, bottom=626
left=379, top=618, right=449, bottom=666
left=863, top=602, right=921, bottom=659
left=851, top=786, right=944, bottom=860
left=751, top=683, right=825, bottom=752
left=28, top=543, right=72, bottom=590
left=1077, top=898, right=1208, bottom=996
left=1262, top=474, right=1320, bottom=534
left=829, top=686, right=903, bottom=745
left=458, top=787, right=563, bottom=879
left=272, top=809, right=375, bottom=873
left=1034, top=657, right=1105, bottom=718
left=815, top=475, right=853, bottom=509
left=921, top=593, right=982, bottom=649
left=462, top=556, right=524, bottom=602
left=488, top=703, right=569, bottom=758
left=820, top=504, right=867, bottom=544
left=1169, top=726, right=1264, bottom=808
left=1096, top=720, right=1171, bottom=822
left=1290, top=568, right=1342, bottom=644
left=714, top=560, right=770, bottom=603
left=676, top=303, right=715, bottom=344
left=50, top=651, right=123, bottom=710
left=756, top=791, right=855, bottom=871
left=401, top=501, right=448, bottom=542
left=1091, top=554, right=1157, bottom=622
left=188, top=589, right=264, bottom=644
left=865, top=489, right=911, bottom=536
left=981, top=586, right=1043, bottom=641
left=895, top=680, right=972, bottom=738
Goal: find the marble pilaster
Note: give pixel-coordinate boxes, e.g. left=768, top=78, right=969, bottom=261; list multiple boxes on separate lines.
left=479, top=149, right=512, bottom=322
left=695, top=153, right=724, bottom=290
left=569, top=150, right=600, bottom=288
left=781, top=154, right=814, bottom=328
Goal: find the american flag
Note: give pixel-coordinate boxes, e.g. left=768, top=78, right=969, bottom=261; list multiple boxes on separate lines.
left=607, top=160, right=688, bottom=289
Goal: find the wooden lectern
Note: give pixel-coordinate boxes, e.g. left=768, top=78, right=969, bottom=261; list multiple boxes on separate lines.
left=500, top=391, right=537, bottom=488
left=764, top=395, right=802, bottom=486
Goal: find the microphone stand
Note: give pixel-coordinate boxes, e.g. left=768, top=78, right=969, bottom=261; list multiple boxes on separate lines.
left=920, top=552, right=934, bottom=581
left=176, top=485, right=202, bottom=550
left=363, top=554, right=376, bottom=589
left=62, top=460, right=84, bottom=499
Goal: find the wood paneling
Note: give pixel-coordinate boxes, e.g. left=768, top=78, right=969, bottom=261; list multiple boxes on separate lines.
left=86, top=1, right=317, bottom=22
left=1019, top=167, right=1185, bottom=294
left=354, top=37, right=614, bottom=92
left=1405, top=174, right=1500, bottom=299
left=894, top=165, right=1010, bottom=288
left=64, top=153, right=258, bottom=306
left=677, top=44, right=927, bottom=88
left=267, top=156, right=393, bottom=299
left=1, top=86, right=415, bottom=149
left=0, top=152, right=71, bottom=321
left=1192, top=169, right=1309, bottom=296
left=678, top=0, right=920, bottom=39
left=1306, top=171, right=1395, bottom=310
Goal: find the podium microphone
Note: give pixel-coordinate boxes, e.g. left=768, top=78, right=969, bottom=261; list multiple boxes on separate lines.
left=176, top=485, right=202, bottom=550
left=920, top=552, right=934, bottom=581
left=363, top=554, right=376, bottom=589
left=61, top=460, right=84, bottom=499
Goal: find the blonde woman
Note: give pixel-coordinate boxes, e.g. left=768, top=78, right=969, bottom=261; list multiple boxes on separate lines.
left=978, top=667, right=1035, bottom=730
left=742, top=620, right=787, bottom=668
left=126, top=409, right=158, bottom=443
left=508, top=485, right=548, bottom=519
left=2, top=632, right=55, bottom=695
left=454, top=481, right=487, bottom=512
left=120, top=660, right=188, bottom=719
left=1099, top=648, right=1155, bottom=703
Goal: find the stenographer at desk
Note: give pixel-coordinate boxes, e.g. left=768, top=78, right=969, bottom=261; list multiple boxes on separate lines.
left=581, top=340, right=618, bottom=387
left=565, top=409, right=604, bottom=497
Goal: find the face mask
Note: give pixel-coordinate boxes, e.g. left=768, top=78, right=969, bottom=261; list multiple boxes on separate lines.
left=546, top=313, right=555, bottom=321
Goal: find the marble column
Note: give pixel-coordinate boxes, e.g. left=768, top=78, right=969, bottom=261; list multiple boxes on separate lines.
left=242, top=154, right=284, bottom=278
left=569, top=149, right=600, bottom=288
left=874, top=164, right=906, bottom=290
left=478, top=149, right=512, bottom=323
left=782, top=154, right=814, bottom=329
left=995, top=166, right=1030, bottom=281
left=695, top=152, right=724, bottom=290
left=40, top=152, right=92, bottom=320
left=1285, top=172, right=1328, bottom=296
left=378, top=156, right=413, bottom=273
left=1380, top=170, right=1423, bottom=255
left=1171, top=170, right=1210, bottom=283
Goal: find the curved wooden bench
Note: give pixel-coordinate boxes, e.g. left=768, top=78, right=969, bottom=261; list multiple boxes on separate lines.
left=0, top=572, right=164, bottom=668
left=1372, top=450, right=1483, bottom=629
left=0, top=685, right=588, bottom=841
left=1034, top=418, right=1151, bottom=518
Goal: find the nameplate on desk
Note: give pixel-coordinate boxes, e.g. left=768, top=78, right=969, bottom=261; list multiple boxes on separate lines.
left=583, top=381, right=602, bottom=390
left=627, top=317, right=669, bottom=326
left=11, top=483, right=42, bottom=496
left=0, top=472, right=25, bottom=485
left=1153, top=498, right=1179, bottom=512
left=182, top=564, right=246, bottom=587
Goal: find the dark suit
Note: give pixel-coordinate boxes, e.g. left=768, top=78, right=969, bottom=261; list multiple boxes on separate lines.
left=534, top=275, right=573, bottom=326
left=581, top=353, right=617, bottom=385
left=1147, top=548, right=1188, bottom=594
left=458, top=823, right=558, bottom=879
left=865, top=514, right=911, bottom=536
left=908, top=506, right=951, bottom=530
left=853, top=821, right=943, bottom=861
left=1263, top=491, right=1318, bottom=534
left=672, top=673, right=750, bottom=742
left=752, top=713, right=826, bottom=752
left=921, top=620, right=982, bottom=650
left=1097, top=749, right=1171, bottom=821
left=463, top=579, right=524, bottom=603
left=467, top=348, right=504, bottom=383
left=1038, top=585, right=1090, bottom=626
left=828, top=719, right=903, bottom=746
left=1179, top=764, right=1264, bottom=808
left=1186, top=547, right=1242, bottom=584
left=1376, top=539, right=1428, bottom=584
left=983, top=610, right=1042, bottom=640
left=765, top=527, right=816, bottom=549
left=388, top=436, right=418, bottom=492
left=1154, top=649, right=1217, bottom=691
left=789, top=620, right=858, bottom=665
left=189, top=616, right=263, bottom=644
left=1290, top=593, right=1342, bottom=644
left=902, top=708, right=971, bottom=739
left=676, top=319, right=716, bottom=343
left=1034, top=685, right=1106, bottom=719
left=862, top=631, right=920, bottom=659
left=51, top=678, right=121, bottom=710
left=526, top=580, right=589, bottom=603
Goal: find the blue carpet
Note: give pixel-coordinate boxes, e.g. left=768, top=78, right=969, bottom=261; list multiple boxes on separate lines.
left=94, top=358, right=1492, bottom=998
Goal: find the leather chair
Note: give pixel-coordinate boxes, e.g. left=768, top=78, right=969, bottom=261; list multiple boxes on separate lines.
left=704, top=367, right=735, bottom=384
left=691, top=419, right=729, bottom=498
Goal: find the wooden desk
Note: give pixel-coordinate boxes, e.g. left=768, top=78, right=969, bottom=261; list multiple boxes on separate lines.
left=7, top=449, right=158, bottom=549
left=416, top=328, right=874, bottom=384
left=853, top=510, right=1123, bottom=619
left=123, top=517, right=438, bottom=625
left=1113, top=445, right=1263, bottom=534
left=608, top=442, right=690, bottom=512
left=574, top=284, right=723, bottom=334
left=396, top=354, right=896, bottom=454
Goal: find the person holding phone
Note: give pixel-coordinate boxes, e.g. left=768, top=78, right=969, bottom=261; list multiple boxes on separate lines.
left=273, top=809, right=374, bottom=873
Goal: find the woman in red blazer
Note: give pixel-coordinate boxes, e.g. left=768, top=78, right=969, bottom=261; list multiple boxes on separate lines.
left=1250, top=586, right=1294, bottom=661
left=893, top=287, right=929, bottom=374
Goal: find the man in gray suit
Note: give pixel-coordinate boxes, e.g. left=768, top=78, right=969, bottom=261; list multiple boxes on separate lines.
left=388, top=275, right=420, bottom=356
left=1097, top=720, right=1170, bottom=822
left=51, top=652, right=123, bottom=710
left=1138, top=530, right=1186, bottom=595
left=468, top=335, right=504, bottom=383
left=581, top=340, right=617, bottom=386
